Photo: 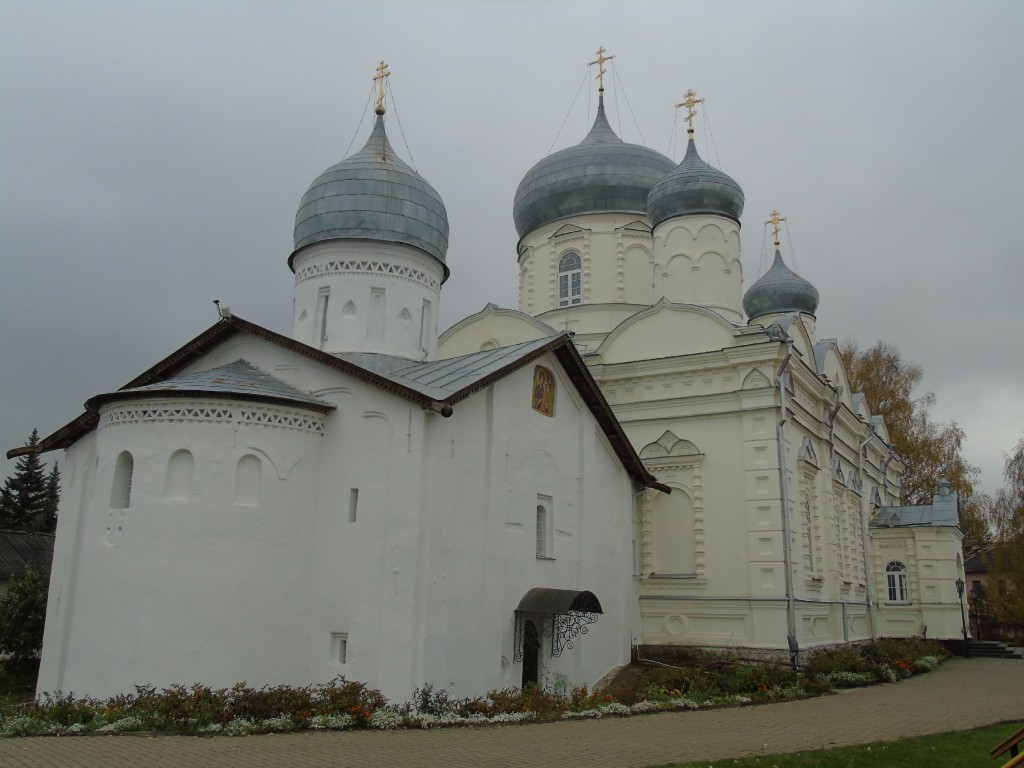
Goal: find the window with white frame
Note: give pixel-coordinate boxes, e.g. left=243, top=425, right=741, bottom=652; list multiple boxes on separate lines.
left=886, top=560, right=909, bottom=602
left=558, top=252, right=582, bottom=307
left=330, top=632, right=348, bottom=665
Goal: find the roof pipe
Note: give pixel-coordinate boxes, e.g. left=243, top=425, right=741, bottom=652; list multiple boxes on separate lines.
left=775, top=336, right=799, bottom=668
left=859, top=427, right=878, bottom=641
left=428, top=401, right=454, bottom=418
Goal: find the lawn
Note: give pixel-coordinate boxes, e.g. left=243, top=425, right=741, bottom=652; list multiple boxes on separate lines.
left=652, top=721, right=1024, bottom=768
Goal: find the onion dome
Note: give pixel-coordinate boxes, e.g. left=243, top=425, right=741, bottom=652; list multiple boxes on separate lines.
left=512, top=102, right=675, bottom=238
left=645, top=139, right=744, bottom=228
left=743, top=250, right=819, bottom=320
left=290, top=114, right=450, bottom=280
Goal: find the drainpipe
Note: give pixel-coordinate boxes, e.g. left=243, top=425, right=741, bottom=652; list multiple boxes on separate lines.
left=775, top=336, right=798, bottom=668
left=859, top=429, right=877, bottom=641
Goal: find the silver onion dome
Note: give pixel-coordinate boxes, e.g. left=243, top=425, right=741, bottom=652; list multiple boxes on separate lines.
left=512, top=104, right=675, bottom=238
left=743, top=250, right=819, bottom=321
left=645, top=139, right=744, bottom=228
left=290, top=114, right=450, bottom=281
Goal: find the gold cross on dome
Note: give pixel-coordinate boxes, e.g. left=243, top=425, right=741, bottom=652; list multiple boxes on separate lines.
left=675, top=89, right=704, bottom=133
left=765, top=209, right=787, bottom=246
left=373, top=60, right=390, bottom=115
left=589, top=47, right=614, bottom=91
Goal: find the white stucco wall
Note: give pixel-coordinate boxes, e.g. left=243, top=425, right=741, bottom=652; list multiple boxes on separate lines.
left=39, top=335, right=639, bottom=701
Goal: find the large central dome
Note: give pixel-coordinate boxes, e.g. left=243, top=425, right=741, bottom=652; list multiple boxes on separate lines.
left=290, top=114, right=450, bottom=280
left=512, top=104, right=675, bottom=238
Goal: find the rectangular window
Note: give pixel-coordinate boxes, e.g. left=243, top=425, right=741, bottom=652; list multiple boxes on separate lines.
left=367, top=288, right=385, bottom=342
left=330, top=632, right=348, bottom=665
left=348, top=488, right=359, bottom=522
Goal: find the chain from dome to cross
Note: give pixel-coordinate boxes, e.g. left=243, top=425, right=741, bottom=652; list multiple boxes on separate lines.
left=676, top=89, right=704, bottom=138
left=765, top=209, right=787, bottom=248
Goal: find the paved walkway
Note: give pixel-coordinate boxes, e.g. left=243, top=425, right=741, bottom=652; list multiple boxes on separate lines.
left=0, top=658, right=1021, bottom=768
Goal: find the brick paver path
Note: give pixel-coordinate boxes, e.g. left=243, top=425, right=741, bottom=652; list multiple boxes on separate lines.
left=0, top=658, right=1021, bottom=768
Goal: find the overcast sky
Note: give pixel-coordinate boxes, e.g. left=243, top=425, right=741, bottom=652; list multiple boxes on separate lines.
left=2, top=0, right=1021, bottom=494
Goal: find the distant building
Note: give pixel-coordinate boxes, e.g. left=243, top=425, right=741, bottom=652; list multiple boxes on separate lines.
left=0, top=531, right=54, bottom=596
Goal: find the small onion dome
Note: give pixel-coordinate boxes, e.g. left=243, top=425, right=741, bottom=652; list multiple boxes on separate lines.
left=743, top=250, right=820, bottom=321
left=512, top=104, right=675, bottom=238
left=645, top=139, right=744, bottom=229
left=290, top=114, right=450, bottom=281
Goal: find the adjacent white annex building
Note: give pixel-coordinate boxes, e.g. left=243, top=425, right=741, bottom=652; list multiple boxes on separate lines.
left=13, top=58, right=967, bottom=701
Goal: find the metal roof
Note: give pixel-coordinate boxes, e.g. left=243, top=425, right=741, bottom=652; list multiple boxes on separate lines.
left=14, top=316, right=664, bottom=491
left=86, top=360, right=333, bottom=412
left=512, top=104, right=675, bottom=238
left=646, top=139, right=745, bottom=228
left=383, top=337, right=564, bottom=401
left=743, top=250, right=819, bottom=321
left=873, top=486, right=960, bottom=528
left=0, top=531, right=54, bottom=580
left=291, top=114, right=449, bottom=279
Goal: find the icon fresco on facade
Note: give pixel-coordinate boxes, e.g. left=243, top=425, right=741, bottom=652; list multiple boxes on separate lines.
left=532, top=366, right=555, bottom=416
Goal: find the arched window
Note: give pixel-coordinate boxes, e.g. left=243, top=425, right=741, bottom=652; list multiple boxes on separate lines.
left=163, top=449, right=194, bottom=501
left=234, top=455, right=262, bottom=507
left=558, top=252, right=582, bottom=307
left=886, top=561, right=909, bottom=602
left=110, top=451, right=134, bottom=509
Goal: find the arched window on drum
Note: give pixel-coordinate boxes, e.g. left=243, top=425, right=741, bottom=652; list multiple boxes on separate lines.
left=558, top=252, right=582, bottom=307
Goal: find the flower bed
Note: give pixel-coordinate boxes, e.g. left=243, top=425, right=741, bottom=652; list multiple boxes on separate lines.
left=1, top=637, right=950, bottom=737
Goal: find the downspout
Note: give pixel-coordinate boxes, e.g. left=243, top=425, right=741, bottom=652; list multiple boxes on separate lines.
left=859, top=428, right=877, bottom=641
left=775, top=336, right=798, bottom=668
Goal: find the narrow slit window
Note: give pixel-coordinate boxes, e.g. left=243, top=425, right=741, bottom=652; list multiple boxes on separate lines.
left=110, top=451, right=134, bottom=509
left=348, top=488, right=359, bottom=522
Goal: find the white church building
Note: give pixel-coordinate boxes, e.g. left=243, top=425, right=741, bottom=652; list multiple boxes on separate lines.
left=13, top=60, right=966, bottom=702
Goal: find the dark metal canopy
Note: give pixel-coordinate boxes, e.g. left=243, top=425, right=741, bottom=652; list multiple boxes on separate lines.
left=515, top=588, right=603, bottom=615
left=513, top=588, right=603, bottom=662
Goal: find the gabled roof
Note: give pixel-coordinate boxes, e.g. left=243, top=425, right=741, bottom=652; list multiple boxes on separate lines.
left=0, top=531, right=54, bottom=580
left=10, top=316, right=662, bottom=490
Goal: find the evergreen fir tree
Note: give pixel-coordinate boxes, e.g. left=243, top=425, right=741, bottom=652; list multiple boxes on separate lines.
left=0, top=430, right=49, bottom=531
left=34, top=462, right=60, bottom=533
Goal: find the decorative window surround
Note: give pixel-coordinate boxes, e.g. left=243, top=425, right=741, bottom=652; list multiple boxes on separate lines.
left=638, top=431, right=706, bottom=589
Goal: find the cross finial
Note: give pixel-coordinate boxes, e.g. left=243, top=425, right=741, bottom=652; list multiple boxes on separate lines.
left=765, top=209, right=787, bottom=247
left=373, top=60, right=390, bottom=115
left=589, top=46, right=614, bottom=92
left=675, top=89, right=704, bottom=136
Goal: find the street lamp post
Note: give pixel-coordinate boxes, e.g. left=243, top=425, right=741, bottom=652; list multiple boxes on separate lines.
left=955, top=577, right=970, bottom=658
